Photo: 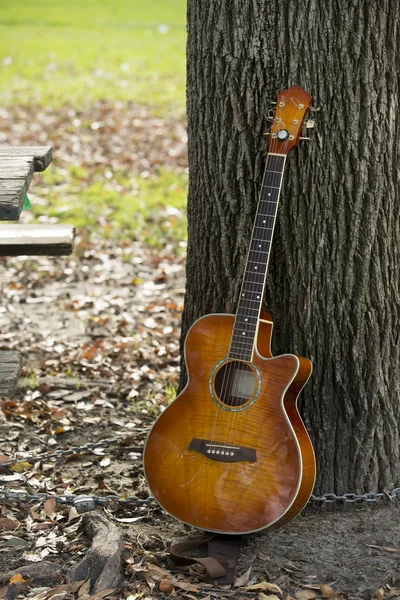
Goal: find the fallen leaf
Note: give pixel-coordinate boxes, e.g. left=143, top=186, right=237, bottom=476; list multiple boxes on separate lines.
left=295, top=592, right=317, bottom=600
left=375, top=588, right=384, bottom=600
left=258, top=594, right=281, bottom=600
left=6, top=536, right=29, bottom=547
left=10, top=461, right=32, bottom=473
left=234, top=566, right=252, bottom=587
left=89, top=588, right=117, bottom=599
left=78, top=580, right=91, bottom=597
left=44, top=496, right=56, bottom=517
left=320, top=584, right=337, bottom=598
left=0, top=517, right=19, bottom=531
left=245, top=582, right=282, bottom=594
left=9, top=574, right=25, bottom=584
left=171, top=579, right=199, bottom=593
left=159, top=579, right=174, bottom=593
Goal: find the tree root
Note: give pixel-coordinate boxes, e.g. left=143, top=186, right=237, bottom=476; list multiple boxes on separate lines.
left=69, top=511, right=124, bottom=593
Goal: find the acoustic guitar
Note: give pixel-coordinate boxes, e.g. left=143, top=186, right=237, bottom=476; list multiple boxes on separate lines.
left=144, top=85, right=316, bottom=534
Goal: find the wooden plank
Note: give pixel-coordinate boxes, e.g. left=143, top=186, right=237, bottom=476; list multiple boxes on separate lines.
left=0, top=178, right=30, bottom=220
left=0, top=351, right=22, bottom=397
left=0, top=147, right=52, bottom=172
left=0, top=224, right=75, bottom=256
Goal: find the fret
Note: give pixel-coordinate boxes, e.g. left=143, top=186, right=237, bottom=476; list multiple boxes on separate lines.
left=236, top=307, right=260, bottom=313
left=252, top=237, right=272, bottom=243
left=230, top=153, right=286, bottom=350
left=230, top=341, right=255, bottom=351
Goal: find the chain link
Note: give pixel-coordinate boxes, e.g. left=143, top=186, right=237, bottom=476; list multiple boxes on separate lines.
left=310, top=488, right=400, bottom=503
left=0, top=488, right=157, bottom=513
left=0, top=486, right=398, bottom=515
left=0, top=434, right=146, bottom=470
left=1, top=439, right=399, bottom=511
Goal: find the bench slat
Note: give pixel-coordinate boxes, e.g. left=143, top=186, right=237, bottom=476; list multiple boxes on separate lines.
left=0, top=147, right=52, bottom=172
left=0, top=351, right=23, bottom=397
left=0, top=178, right=32, bottom=220
left=0, top=224, right=75, bottom=256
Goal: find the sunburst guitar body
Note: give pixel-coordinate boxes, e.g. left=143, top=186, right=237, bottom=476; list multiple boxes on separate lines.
left=144, top=86, right=316, bottom=534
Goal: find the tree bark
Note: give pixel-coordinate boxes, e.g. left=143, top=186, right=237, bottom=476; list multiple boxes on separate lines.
left=183, top=0, right=400, bottom=494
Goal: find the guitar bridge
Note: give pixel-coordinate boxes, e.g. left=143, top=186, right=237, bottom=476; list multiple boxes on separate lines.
left=188, top=438, right=256, bottom=463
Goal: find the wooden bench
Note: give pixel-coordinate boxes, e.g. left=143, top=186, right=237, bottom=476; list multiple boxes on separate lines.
left=0, top=146, right=75, bottom=397
left=0, top=351, right=22, bottom=397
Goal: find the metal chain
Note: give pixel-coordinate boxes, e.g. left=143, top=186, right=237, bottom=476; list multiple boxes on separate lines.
left=0, top=435, right=146, bottom=470
left=0, top=488, right=157, bottom=513
left=0, top=486, right=399, bottom=515
left=310, top=488, right=400, bottom=503
left=1, top=440, right=399, bottom=510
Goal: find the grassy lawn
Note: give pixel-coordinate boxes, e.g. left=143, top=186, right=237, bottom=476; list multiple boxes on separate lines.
left=0, top=0, right=186, bottom=112
left=1, top=0, right=188, bottom=245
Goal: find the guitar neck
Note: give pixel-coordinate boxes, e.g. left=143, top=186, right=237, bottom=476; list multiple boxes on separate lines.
left=229, top=153, right=287, bottom=361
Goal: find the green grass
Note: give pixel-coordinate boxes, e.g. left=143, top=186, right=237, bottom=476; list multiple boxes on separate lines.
left=35, top=167, right=188, bottom=248
left=0, top=0, right=186, bottom=112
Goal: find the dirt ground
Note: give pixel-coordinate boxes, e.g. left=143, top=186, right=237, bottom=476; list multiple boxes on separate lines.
left=1, top=242, right=399, bottom=600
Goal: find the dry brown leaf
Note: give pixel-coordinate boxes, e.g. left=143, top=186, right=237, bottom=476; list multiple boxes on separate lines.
left=89, top=588, right=117, bottom=599
left=159, top=579, right=174, bottom=594
left=320, top=584, right=337, bottom=598
left=0, top=587, right=7, bottom=600
left=295, top=591, right=317, bottom=600
left=0, top=517, right=19, bottom=531
left=43, top=496, right=56, bottom=517
left=9, top=574, right=25, bottom=584
left=234, top=566, right=252, bottom=587
left=258, top=594, right=281, bottom=600
left=245, top=581, right=282, bottom=594
left=78, top=580, right=91, bottom=597
left=375, top=588, right=385, bottom=600
left=171, top=579, right=200, bottom=593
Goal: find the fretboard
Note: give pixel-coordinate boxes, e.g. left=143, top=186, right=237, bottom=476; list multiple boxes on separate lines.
left=229, top=153, right=287, bottom=361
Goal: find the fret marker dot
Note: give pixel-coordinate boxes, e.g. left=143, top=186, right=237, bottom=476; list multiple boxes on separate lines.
left=268, top=193, right=271, bottom=196
left=242, top=332, right=245, bottom=335
left=242, top=293, right=245, bottom=297
left=245, top=318, right=248, bottom=322
left=257, top=295, right=260, bottom=299
left=254, top=266, right=257, bottom=270
left=259, top=244, right=261, bottom=248
left=263, top=220, right=266, bottom=223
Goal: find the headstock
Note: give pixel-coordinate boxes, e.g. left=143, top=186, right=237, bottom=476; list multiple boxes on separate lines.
left=265, top=86, right=316, bottom=155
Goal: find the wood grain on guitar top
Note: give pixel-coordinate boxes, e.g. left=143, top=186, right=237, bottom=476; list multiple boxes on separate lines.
left=144, top=312, right=315, bottom=534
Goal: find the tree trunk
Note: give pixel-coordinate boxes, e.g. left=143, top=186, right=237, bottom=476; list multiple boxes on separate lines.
left=183, top=0, right=400, bottom=495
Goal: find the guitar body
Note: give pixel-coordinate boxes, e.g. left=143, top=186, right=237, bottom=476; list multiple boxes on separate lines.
left=144, top=307, right=315, bottom=534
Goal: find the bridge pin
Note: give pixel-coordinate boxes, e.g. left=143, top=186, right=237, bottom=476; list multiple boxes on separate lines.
left=230, top=452, right=234, bottom=456
left=207, top=450, right=211, bottom=453
left=211, top=450, right=215, bottom=454
left=216, top=450, right=220, bottom=454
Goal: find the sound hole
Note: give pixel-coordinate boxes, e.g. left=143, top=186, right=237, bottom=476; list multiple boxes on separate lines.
left=214, top=361, right=257, bottom=408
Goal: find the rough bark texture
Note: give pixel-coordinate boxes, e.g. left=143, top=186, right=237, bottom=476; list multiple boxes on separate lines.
left=183, top=0, right=400, bottom=494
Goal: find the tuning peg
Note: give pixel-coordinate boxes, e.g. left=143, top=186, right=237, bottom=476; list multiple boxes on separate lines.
left=299, top=137, right=310, bottom=141
left=310, top=106, right=321, bottom=112
left=305, top=119, right=315, bottom=129
left=263, top=132, right=271, bottom=136
left=266, top=116, right=274, bottom=122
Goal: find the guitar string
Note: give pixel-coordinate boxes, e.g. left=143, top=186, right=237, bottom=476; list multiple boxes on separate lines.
left=214, top=107, right=298, bottom=454
left=225, top=103, right=304, bottom=451
left=223, top=158, right=285, bottom=449
left=208, top=100, right=304, bottom=456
